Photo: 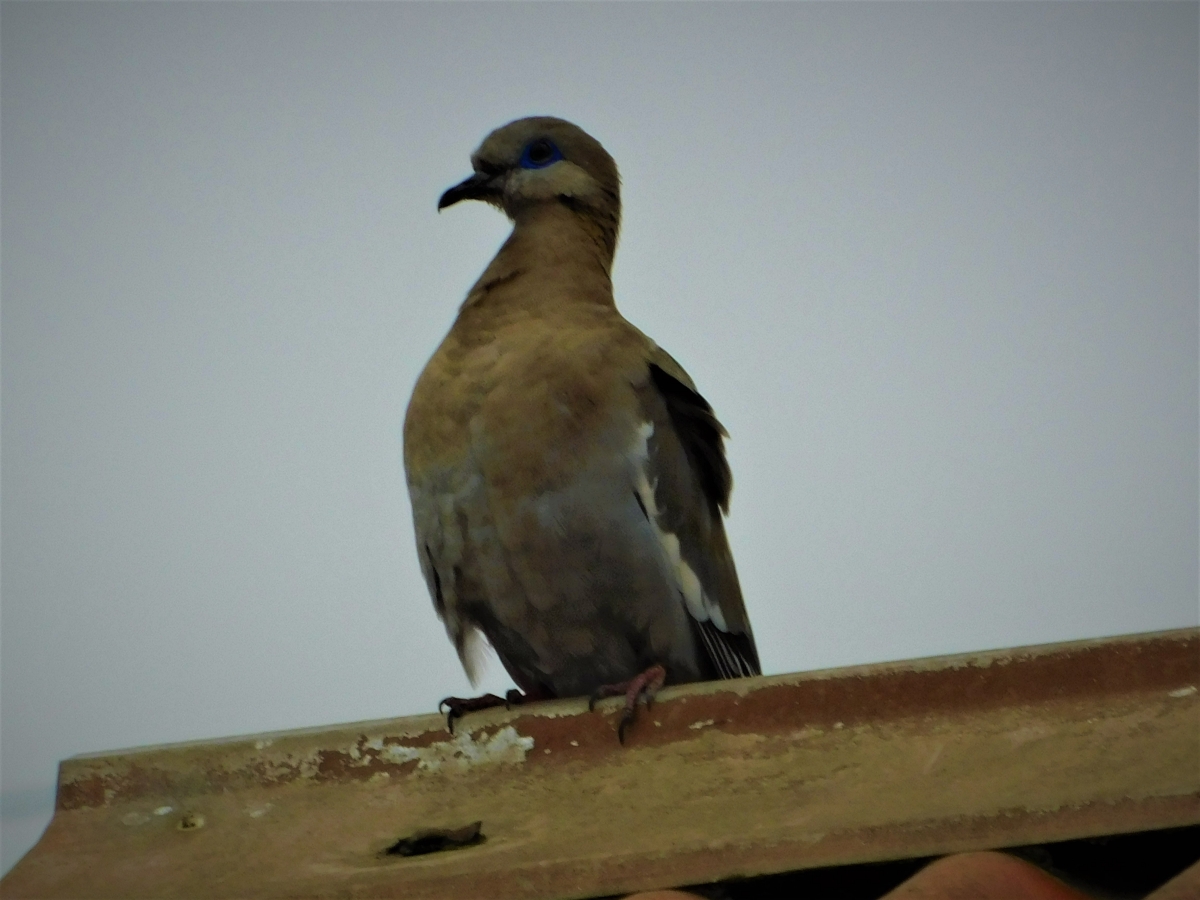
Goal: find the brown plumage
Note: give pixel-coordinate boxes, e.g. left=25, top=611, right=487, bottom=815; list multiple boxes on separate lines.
left=404, top=117, right=759, bottom=733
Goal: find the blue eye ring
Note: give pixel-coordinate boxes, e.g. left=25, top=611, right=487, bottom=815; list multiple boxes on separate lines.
left=519, top=138, right=564, bottom=170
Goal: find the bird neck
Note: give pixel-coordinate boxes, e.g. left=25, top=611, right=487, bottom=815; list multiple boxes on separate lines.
left=512, top=200, right=618, bottom=275
left=462, top=202, right=620, bottom=314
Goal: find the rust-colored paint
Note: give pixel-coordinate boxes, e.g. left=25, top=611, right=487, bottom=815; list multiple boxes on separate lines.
left=3, top=629, right=1197, bottom=899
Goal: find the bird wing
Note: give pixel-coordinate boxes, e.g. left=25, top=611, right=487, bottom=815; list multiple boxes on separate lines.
left=633, top=347, right=761, bottom=679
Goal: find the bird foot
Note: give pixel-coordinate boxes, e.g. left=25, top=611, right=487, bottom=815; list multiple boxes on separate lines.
left=588, top=664, right=667, bottom=744
left=438, top=689, right=528, bottom=734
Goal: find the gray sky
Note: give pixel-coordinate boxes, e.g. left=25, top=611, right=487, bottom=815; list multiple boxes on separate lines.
left=2, top=1, right=1196, bottom=874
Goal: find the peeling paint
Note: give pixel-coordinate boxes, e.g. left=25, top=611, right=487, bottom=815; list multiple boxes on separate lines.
left=786, top=727, right=824, bottom=742
left=372, top=726, right=534, bottom=772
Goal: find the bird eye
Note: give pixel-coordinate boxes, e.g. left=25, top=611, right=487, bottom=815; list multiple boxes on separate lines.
left=519, top=138, right=563, bottom=170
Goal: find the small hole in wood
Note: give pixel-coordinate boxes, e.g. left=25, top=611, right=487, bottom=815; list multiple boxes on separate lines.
left=384, top=821, right=484, bottom=857
left=177, top=812, right=205, bottom=831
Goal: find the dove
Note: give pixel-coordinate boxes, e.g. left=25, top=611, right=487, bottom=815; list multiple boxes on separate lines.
left=404, top=117, right=759, bottom=741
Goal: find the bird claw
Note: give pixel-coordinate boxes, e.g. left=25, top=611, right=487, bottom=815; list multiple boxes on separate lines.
left=589, top=664, right=667, bottom=744
left=437, top=693, right=508, bottom=733
left=437, top=690, right=536, bottom=733
left=617, top=708, right=636, bottom=745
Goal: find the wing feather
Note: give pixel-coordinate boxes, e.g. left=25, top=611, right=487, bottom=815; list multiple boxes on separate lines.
left=636, top=352, right=761, bottom=679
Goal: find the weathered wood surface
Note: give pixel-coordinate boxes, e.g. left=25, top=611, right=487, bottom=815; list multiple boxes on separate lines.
left=2, top=629, right=1197, bottom=899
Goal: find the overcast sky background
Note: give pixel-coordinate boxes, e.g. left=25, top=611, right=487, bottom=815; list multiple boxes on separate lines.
left=2, top=1, right=1197, bottom=875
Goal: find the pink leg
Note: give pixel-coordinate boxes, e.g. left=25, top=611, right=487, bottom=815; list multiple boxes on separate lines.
left=588, top=664, right=667, bottom=744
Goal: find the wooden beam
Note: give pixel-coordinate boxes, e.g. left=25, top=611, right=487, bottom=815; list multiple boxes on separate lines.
left=3, top=628, right=1197, bottom=899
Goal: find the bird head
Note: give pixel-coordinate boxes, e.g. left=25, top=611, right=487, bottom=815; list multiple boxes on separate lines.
left=438, top=117, right=621, bottom=228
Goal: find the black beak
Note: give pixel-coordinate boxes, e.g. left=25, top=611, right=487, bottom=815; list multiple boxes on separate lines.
left=438, top=172, right=498, bottom=210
